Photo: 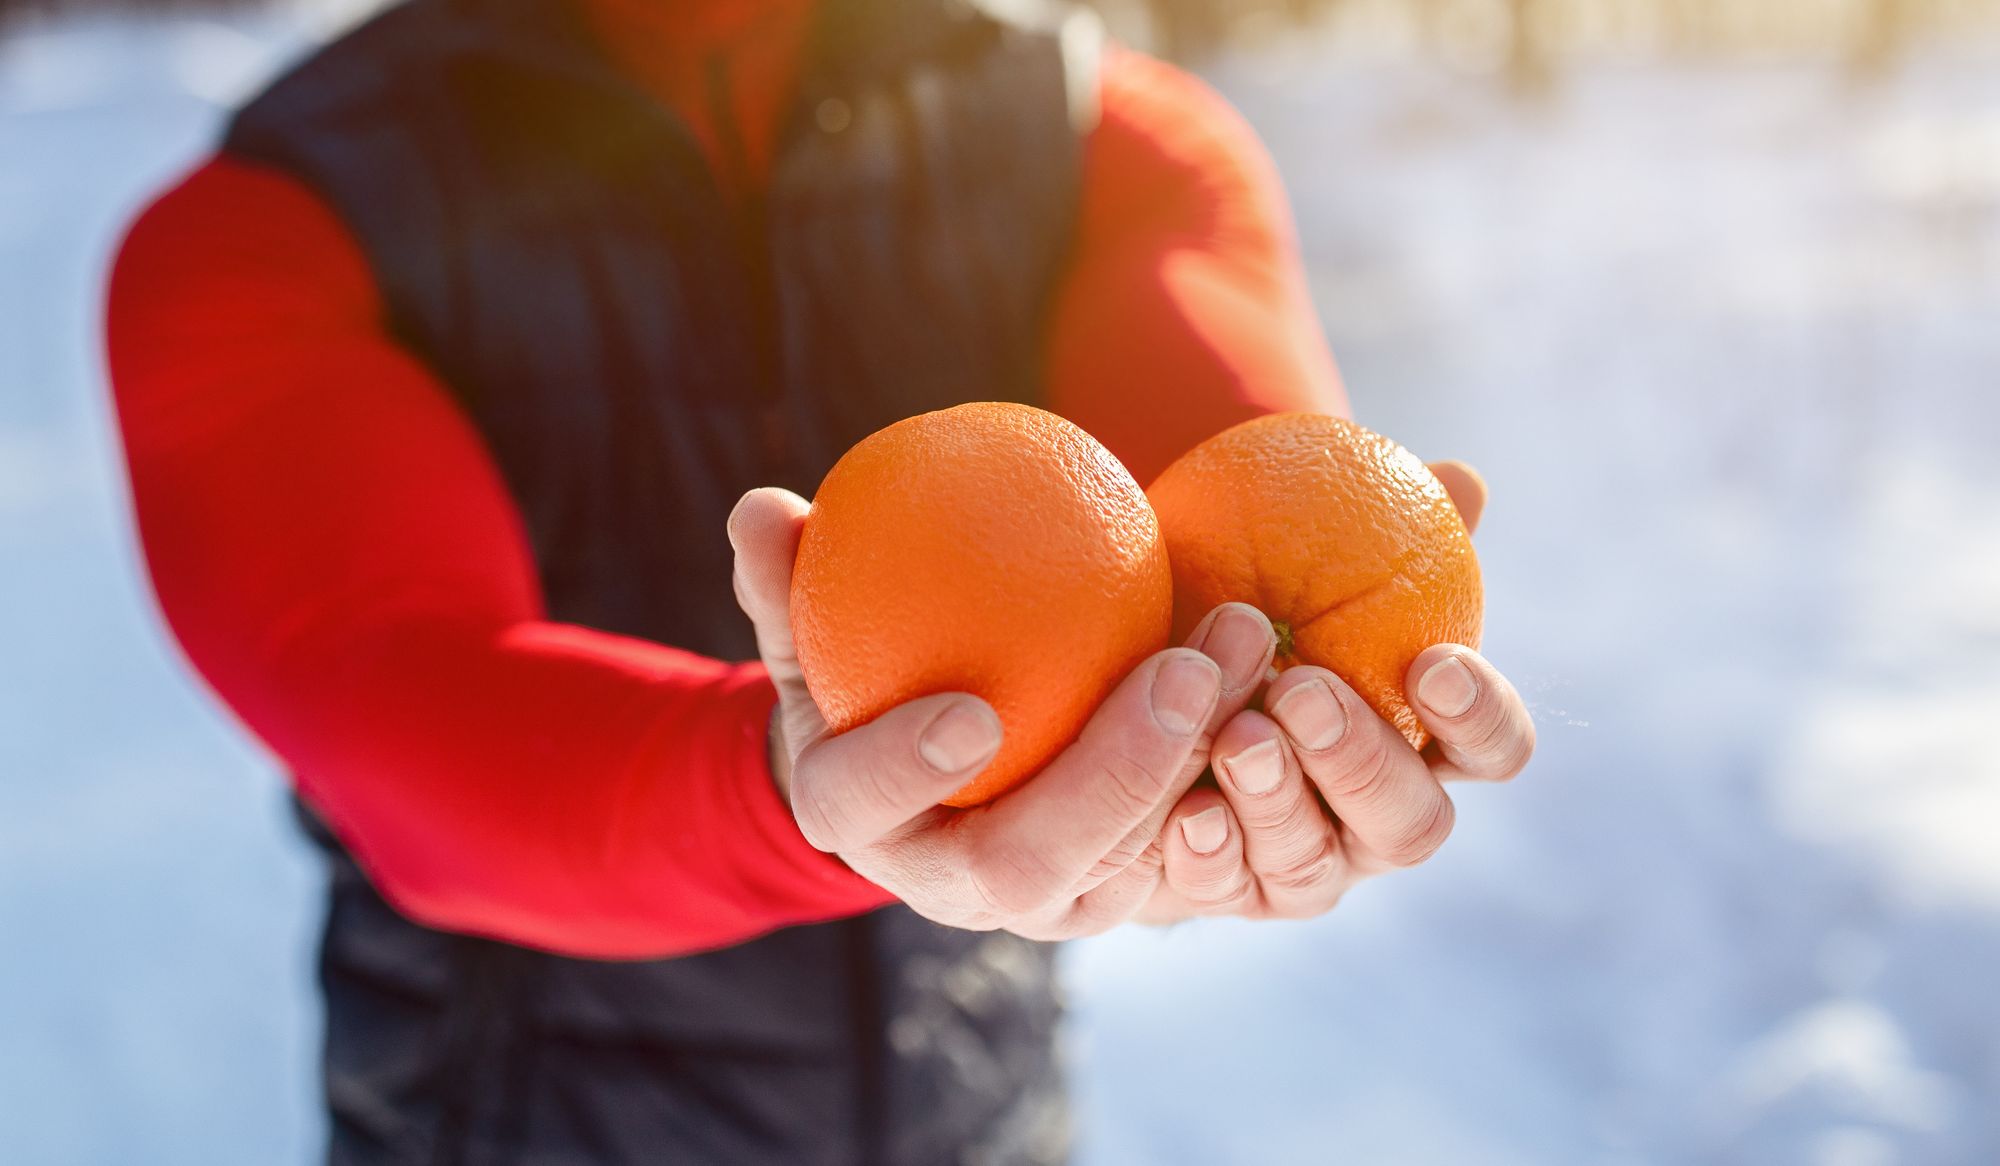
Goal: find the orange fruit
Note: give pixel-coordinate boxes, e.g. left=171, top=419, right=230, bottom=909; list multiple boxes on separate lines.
left=1148, top=413, right=1481, bottom=751
left=792, top=402, right=1173, bottom=807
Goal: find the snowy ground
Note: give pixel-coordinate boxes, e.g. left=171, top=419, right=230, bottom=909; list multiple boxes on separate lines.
left=4, top=8, right=1999, bottom=1165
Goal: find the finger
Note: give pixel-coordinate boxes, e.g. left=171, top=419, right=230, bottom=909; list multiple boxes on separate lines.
left=1183, top=602, right=1279, bottom=709
left=1070, top=601, right=1279, bottom=892
left=1265, top=666, right=1455, bottom=871
left=961, top=649, right=1221, bottom=916
left=1408, top=646, right=1536, bottom=783
left=727, top=488, right=812, bottom=687
left=789, top=692, right=1001, bottom=853
left=1428, top=460, right=1486, bottom=535
left=1211, top=711, right=1343, bottom=915
left=1035, top=835, right=1170, bottom=939
left=1161, top=788, right=1254, bottom=913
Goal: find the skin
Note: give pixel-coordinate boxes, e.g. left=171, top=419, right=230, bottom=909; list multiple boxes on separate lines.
left=727, top=459, right=1533, bottom=939
left=1140, top=457, right=1537, bottom=923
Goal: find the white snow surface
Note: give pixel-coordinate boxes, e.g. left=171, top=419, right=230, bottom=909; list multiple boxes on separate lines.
left=3, top=9, right=1998, bottom=1165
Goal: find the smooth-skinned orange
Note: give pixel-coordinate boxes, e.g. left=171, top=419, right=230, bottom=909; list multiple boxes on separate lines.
left=791, top=402, right=1173, bottom=807
left=1148, top=412, right=1482, bottom=751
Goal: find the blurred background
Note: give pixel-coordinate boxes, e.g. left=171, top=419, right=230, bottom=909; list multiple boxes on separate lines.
left=4, top=0, right=1999, bottom=1162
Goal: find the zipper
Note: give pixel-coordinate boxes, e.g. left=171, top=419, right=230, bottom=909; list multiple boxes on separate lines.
left=708, top=49, right=885, bottom=1164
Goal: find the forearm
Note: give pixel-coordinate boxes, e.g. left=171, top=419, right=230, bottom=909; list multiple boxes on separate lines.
left=1046, top=48, right=1347, bottom=484
left=109, top=157, right=888, bottom=959
left=258, top=610, right=875, bottom=957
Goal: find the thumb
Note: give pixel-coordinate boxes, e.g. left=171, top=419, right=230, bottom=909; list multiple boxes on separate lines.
left=1428, top=460, right=1487, bottom=536
left=728, top=488, right=818, bottom=709
left=790, top=692, right=999, bottom=852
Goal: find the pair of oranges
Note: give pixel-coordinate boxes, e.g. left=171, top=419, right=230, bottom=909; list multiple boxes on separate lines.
left=790, top=403, right=1482, bottom=807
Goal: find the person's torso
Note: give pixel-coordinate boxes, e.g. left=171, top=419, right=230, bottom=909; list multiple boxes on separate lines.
left=225, top=0, right=1100, bottom=1159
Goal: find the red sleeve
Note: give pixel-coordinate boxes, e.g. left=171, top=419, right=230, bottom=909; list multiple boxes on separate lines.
left=1048, top=48, right=1348, bottom=485
left=107, top=157, right=890, bottom=959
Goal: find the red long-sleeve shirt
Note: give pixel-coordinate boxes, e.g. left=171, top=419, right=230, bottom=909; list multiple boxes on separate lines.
left=106, top=16, right=1345, bottom=959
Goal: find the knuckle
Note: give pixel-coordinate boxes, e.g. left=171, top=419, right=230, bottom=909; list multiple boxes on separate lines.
left=1183, top=864, right=1254, bottom=906
left=1234, top=787, right=1302, bottom=832
left=794, top=761, right=891, bottom=852
left=1082, top=831, right=1154, bottom=889
left=1382, top=794, right=1456, bottom=868
left=1259, top=839, right=1341, bottom=894
left=1090, top=748, right=1171, bottom=822
left=1458, top=708, right=1531, bottom=775
left=790, top=784, right=842, bottom=852
left=1315, top=732, right=1401, bottom=805
left=969, top=844, right=1061, bottom=917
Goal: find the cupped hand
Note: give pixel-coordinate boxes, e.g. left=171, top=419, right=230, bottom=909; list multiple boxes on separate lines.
left=728, top=487, right=1276, bottom=941
left=1139, top=458, right=1535, bottom=923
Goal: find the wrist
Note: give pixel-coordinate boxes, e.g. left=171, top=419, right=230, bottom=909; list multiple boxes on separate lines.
left=717, top=666, right=888, bottom=910
left=767, top=704, right=794, bottom=806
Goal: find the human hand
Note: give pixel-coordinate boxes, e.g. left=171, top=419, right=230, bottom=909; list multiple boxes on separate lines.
left=1138, top=460, right=1535, bottom=922
left=727, top=487, right=1275, bottom=940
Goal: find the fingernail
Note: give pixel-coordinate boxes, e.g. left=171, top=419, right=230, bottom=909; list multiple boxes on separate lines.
left=1271, top=678, right=1347, bottom=751
left=1418, top=655, right=1479, bottom=719
left=1151, top=653, right=1222, bottom=736
left=1193, top=604, right=1276, bottom=691
left=1180, top=807, right=1228, bottom=855
left=918, top=702, right=1001, bottom=773
left=1219, top=737, right=1284, bottom=796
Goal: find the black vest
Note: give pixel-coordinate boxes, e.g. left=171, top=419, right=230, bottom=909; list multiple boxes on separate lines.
left=225, top=0, right=1098, bottom=1160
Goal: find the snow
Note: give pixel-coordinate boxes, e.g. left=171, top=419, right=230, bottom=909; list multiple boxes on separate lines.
left=1069, top=50, right=2000, bottom=1166
left=3, top=8, right=1997, bottom=1164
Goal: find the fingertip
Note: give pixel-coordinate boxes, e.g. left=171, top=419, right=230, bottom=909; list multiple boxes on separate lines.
left=725, top=491, right=760, bottom=549
left=1407, top=645, right=1500, bottom=720
left=1211, top=707, right=1283, bottom=760
left=1263, top=663, right=1351, bottom=705
left=1181, top=806, right=1230, bottom=856
left=1413, top=650, right=1480, bottom=721
left=1429, top=460, right=1487, bottom=532
left=1149, top=647, right=1224, bottom=736
left=1407, top=648, right=1536, bottom=782
left=731, top=489, right=812, bottom=619
left=1156, top=644, right=1225, bottom=678
left=1407, top=642, right=1478, bottom=673
left=1181, top=604, right=1224, bottom=649
left=1167, top=788, right=1236, bottom=856
left=1264, top=666, right=1355, bottom=754
left=1185, top=601, right=1275, bottom=647
left=727, top=486, right=809, bottom=551
left=1186, top=602, right=1277, bottom=696
left=792, top=692, right=997, bottom=850
left=1164, top=790, right=1248, bottom=905
left=915, top=695, right=1003, bottom=776
left=1216, top=731, right=1288, bottom=799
